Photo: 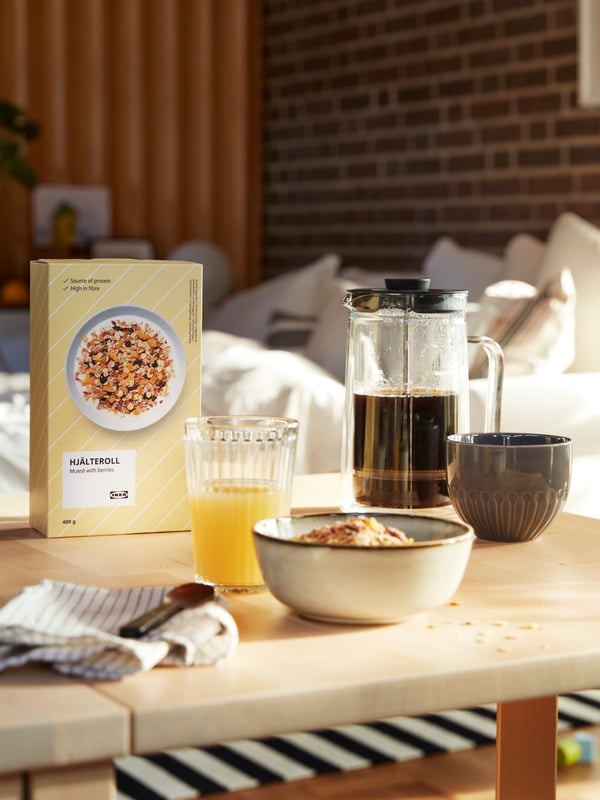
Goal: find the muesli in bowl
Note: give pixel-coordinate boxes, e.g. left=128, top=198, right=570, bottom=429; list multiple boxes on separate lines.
left=291, top=515, right=414, bottom=546
left=253, top=512, right=474, bottom=624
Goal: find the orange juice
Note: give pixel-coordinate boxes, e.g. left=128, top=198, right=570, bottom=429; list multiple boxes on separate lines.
left=190, top=481, right=290, bottom=590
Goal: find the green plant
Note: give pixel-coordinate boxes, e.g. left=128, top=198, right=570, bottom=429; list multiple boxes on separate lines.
left=0, top=99, right=40, bottom=191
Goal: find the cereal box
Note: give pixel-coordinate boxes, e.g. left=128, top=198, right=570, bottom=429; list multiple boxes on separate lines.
left=29, top=259, right=202, bottom=537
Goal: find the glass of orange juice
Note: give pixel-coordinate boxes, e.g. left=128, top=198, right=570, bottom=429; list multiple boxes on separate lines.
left=183, top=416, right=298, bottom=592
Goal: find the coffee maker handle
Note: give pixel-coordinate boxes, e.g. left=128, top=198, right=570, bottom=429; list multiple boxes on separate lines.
left=467, top=336, right=504, bottom=432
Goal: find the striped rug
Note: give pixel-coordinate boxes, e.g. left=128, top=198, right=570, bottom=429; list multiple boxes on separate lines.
left=115, top=690, right=600, bottom=800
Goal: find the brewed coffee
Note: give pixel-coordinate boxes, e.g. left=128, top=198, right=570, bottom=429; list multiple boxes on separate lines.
left=353, top=390, right=458, bottom=509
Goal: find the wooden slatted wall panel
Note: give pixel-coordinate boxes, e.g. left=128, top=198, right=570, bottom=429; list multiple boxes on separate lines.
left=0, top=0, right=262, bottom=289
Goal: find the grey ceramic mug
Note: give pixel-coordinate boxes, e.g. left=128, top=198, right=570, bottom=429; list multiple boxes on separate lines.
left=446, top=433, right=572, bottom=542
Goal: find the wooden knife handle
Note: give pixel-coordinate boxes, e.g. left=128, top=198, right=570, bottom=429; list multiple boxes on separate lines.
left=118, top=600, right=182, bottom=638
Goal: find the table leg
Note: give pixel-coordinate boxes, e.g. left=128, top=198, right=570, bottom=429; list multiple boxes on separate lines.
left=28, top=760, right=115, bottom=800
left=0, top=774, right=24, bottom=800
left=496, top=694, right=558, bottom=800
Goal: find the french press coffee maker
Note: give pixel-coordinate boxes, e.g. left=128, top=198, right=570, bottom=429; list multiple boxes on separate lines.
left=341, top=278, right=503, bottom=510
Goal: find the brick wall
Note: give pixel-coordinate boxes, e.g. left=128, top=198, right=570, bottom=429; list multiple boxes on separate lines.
left=262, top=0, right=600, bottom=276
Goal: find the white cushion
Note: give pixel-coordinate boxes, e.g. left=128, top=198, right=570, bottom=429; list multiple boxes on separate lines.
left=304, top=276, right=355, bottom=382
left=468, top=268, right=576, bottom=377
left=205, top=254, right=340, bottom=345
left=339, top=267, right=421, bottom=287
left=503, top=233, right=546, bottom=286
left=423, top=237, right=504, bottom=301
left=168, top=241, right=234, bottom=314
left=307, top=269, right=426, bottom=381
left=308, top=267, right=428, bottom=380
left=205, top=271, right=296, bottom=340
left=264, top=254, right=340, bottom=350
left=535, top=212, right=600, bottom=372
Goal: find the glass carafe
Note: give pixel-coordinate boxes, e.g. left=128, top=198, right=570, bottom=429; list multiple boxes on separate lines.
left=341, top=279, right=503, bottom=511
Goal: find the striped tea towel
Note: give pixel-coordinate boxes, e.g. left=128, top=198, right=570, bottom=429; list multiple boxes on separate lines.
left=0, top=579, right=238, bottom=680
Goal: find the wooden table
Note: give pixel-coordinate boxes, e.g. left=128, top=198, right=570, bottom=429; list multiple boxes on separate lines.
left=1, top=476, right=600, bottom=800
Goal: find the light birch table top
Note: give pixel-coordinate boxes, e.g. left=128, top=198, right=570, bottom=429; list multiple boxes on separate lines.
left=1, top=476, right=599, bottom=799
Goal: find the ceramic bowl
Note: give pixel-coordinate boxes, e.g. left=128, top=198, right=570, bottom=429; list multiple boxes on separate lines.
left=252, top=512, right=474, bottom=624
left=447, top=432, right=572, bottom=543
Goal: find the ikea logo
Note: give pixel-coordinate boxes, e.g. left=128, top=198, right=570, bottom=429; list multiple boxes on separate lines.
left=110, top=490, right=129, bottom=500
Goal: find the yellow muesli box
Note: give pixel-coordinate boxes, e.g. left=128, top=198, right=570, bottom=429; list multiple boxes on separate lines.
left=29, top=258, right=202, bottom=537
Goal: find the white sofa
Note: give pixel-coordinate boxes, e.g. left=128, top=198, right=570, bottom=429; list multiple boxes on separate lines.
left=470, top=373, right=600, bottom=520
left=203, top=211, right=600, bottom=518
left=1, top=212, right=598, bottom=518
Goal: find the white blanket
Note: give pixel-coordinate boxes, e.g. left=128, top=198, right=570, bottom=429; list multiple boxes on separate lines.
left=202, top=331, right=345, bottom=474
left=0, top=333, right=346, bottom=493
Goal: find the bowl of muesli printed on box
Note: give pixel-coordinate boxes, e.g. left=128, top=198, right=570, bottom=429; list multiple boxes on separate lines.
left=252, top=512, right=474, bottom=624
left=66, top=305, right=186, bottom=431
